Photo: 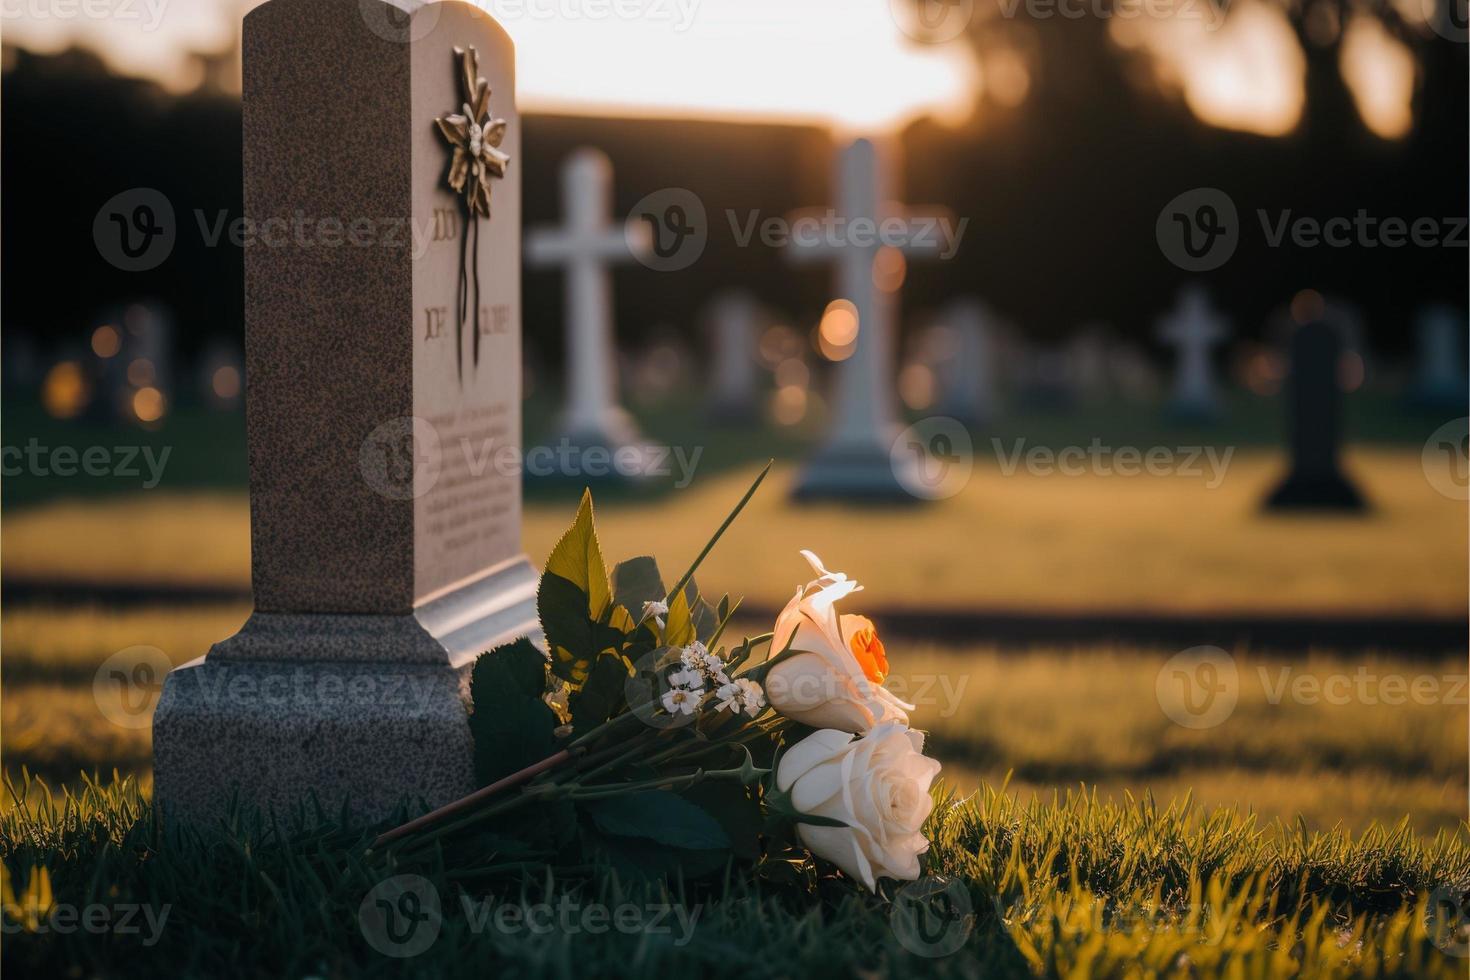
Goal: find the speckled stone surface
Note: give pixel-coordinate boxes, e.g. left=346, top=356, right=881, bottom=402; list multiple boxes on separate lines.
left=153, top=0, right=537, bottom=825
left=154, top=660, right=477, bottom=823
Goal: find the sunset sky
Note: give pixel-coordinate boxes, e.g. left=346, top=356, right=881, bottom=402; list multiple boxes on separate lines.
left=3, top=0, right=1419, bottom=138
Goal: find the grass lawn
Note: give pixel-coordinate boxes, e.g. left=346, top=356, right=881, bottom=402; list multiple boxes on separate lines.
left=5, top=605, right=1464, bottom=836
left=2, top=774, right=1467, bottom=978
left=4, top=449, right=1465, bottom=615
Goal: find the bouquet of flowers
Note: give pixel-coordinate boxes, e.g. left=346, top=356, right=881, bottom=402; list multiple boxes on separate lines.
left=374, top=466, right=943, bottom=893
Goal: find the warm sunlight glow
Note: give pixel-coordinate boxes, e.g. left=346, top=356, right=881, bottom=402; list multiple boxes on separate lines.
left=4, top=0, right=979, bottom=133
left=1111, top=0, right=1305, bottom=137
left=507, top=0, right=979, bottom=132
left=1339, top=14, right=1416, bottom=140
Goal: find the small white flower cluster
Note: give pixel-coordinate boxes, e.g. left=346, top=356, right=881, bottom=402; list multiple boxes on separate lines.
left=660, top=642, right=734, bottom=717
left=678, top=641, right=729, bottom=688
left=715, top=677, right=766, bottom=718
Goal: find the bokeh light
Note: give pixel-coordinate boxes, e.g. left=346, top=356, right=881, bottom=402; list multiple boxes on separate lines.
left=132, top=386, right=166, bottom=424
left=212, top=365, right=242, bottom=400
left=816, top=299, right=860, bottom=362
left=898, top=362, right=936, bottom=411
left=127, top=358, right=157, bottom=387
left=41, top=361, right=89, bottom=419
left=1339, top=14, right=1415, bottom=140
left=872, top=247, right=906, bottom=294
left=91, top=324, right=121, bottom=358
left=770, top=385, right=808, bottom=426
left=1291, top=289, right=1326, bottom=325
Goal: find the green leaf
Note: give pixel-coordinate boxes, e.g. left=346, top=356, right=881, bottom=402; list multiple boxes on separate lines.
left=543, top=488, right=611, bottom=620
left=569, top=654, right=628, bottom=731
left=540, top=573, right=628, bottom=685
left=683, top=782, right=762, bottom=861
left=468, top=644, right=559, bottom=786
left=683, top=578, right=721, bottom=641
left=583, top=790, right=731, bottom=851
left=470, top=637, right=547, bottom=702
left=611, top=557, right=666, bottom=620
left=665, top=589, right=697, bottom=648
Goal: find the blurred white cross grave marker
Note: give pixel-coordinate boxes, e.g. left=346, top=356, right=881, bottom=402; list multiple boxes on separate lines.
left=704, top=289, right=765, bottom=424
left=787, top=137, right=958, bottom=501
left=153, top=0, right=539, bottom=823
left=1156, top=284, right=1229, bottom=422
left=527, top=148, right=653, bottom=478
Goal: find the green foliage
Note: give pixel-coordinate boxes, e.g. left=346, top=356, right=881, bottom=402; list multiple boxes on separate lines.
left=468, top=639, right=560, bottom=786
left=542, top=488, right=611, bottom=620
left=4, top=771, right=1469, bottom=978
left=583, top=791, right=731, bottom=851
left=567, top=653, right=627, bottom=732
left=610, top=556, right=666, bottom=617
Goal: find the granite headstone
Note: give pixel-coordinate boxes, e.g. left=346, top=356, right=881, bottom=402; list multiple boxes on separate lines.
left=153, top=0, right=540, bottom=823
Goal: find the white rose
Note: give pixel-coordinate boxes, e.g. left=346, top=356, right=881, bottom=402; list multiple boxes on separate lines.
left=776, top=723, right=942, bottom=891
left=766, top=551, right=912, bottom=733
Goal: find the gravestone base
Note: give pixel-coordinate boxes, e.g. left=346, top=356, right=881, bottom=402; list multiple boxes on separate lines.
left=1264, top=472, right=1367, bottom=511
left=792, top=443, right=921, bottom=504
left=154, top=557, right=540, bottom=824
left=154, top=660, right=476, bottom=825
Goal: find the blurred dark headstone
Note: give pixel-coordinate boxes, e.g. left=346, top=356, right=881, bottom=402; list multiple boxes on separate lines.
left=1264, top=319, right=1366, bottom=511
